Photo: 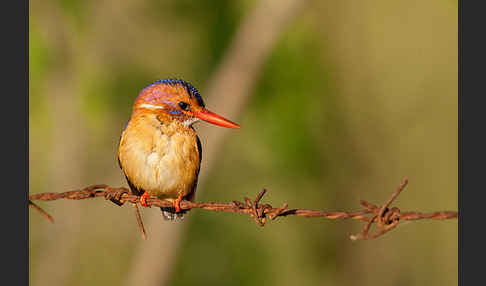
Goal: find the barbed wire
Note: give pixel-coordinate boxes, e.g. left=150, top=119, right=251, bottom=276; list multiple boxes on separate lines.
left=28, top=178, right=458, bottom=241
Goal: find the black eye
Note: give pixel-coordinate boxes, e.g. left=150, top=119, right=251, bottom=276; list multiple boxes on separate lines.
left=178, top=101, right=189, bottom=110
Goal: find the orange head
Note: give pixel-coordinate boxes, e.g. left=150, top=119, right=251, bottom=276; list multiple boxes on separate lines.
left=132, top=79, right=240, bottom=129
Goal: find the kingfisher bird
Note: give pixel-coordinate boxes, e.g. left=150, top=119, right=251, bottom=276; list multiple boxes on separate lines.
left=117, top=79, right=240, bottom=220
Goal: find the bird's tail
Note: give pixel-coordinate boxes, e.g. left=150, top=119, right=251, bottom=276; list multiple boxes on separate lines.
left=160, top=207, right=187, bottom=221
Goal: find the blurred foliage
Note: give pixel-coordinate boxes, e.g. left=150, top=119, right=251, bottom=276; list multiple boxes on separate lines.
left=29, top=1, right=457, bottom=286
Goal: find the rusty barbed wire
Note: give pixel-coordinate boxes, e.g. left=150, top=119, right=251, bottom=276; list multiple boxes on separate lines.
left=28, top=178, right=458, bottom=240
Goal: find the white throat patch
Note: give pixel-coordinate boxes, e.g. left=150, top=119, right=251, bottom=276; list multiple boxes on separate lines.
left=183, top=117, right=200, bottom=127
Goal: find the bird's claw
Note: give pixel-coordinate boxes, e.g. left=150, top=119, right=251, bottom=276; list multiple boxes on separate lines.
left=140, top=192, right=151, bottom=207
left=173, top=193, right=184, bottom=213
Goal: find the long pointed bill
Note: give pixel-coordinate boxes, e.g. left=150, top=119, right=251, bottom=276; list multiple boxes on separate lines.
left=193, top=109, right=240, bottom=129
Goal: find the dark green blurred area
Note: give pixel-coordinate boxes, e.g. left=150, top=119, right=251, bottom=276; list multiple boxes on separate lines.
left=29, top=1, right=457, bottom=286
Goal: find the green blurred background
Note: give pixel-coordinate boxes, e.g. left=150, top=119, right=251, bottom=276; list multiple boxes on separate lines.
left=29, top=0, right=457, bottom=285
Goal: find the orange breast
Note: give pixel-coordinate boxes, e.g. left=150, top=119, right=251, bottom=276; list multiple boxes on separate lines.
left=118, top=113, right=201, bottom=201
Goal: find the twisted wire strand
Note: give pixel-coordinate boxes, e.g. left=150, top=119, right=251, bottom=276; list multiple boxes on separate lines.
left=28, top=178, right=458, bottom=240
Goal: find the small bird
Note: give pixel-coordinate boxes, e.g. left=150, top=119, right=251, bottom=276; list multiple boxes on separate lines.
left=117, top=79, right=240, bottom=220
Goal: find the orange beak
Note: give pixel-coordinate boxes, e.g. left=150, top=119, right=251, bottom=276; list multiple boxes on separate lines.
left=193, top=109, right=240, bottom=129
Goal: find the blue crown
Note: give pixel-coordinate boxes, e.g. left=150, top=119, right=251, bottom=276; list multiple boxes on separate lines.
left=143, top=78, right=205, bottom=107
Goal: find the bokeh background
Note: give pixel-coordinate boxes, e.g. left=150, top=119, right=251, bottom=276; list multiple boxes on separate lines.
left=29, top=0, right=458, bottom=285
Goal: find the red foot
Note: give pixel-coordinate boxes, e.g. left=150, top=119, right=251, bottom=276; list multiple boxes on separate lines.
left=140, top=192, right=150, bottom=207
left=173, top=193, right=183, bottom=213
